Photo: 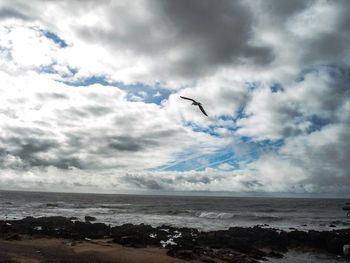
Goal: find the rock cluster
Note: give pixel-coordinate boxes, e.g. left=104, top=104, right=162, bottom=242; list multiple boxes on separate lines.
left=1, top=216, right=349, bottom=262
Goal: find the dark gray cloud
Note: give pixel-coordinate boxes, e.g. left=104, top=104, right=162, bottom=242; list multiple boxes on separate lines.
left=293, top=127, right=350, bottom=188
left=121, top=173, right=230, bottom=191
left=84, top=105, right=113, bottom=116
left=75, top=0, right=274, bottom=79
left=0, top=128, right=149, bottom=171
left=261, top=0, right=309, bottom=17
left=176, top=175, right=212, bottom=185
left=6, top=136, right=57, bottom=156
left=241, top=180, right=264, bottom=189
left=107, top=135, right=158, bottom=152
left=58, top=105, right=113, bottom=120
left=36, top=92, right=68, bottom=101
left=301, top=33, right=350, bottom=66
left=154, top=0, right=274, bottom=75
left=257, top=1, right=350, bottom=68
left=0, top=7, right=30, bottom=20
left=0, top=129, right=84, bottom=170
left=122, top=174, right=164, bottom=190
left=104, top=130, right=179, bottom=153
left=248, top=123, right=350, bottom=194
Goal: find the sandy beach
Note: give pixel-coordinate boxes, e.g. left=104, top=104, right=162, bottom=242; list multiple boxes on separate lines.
left=0, top=237, right=203, bottom=263
left=0, top=236, right=344, bottom=263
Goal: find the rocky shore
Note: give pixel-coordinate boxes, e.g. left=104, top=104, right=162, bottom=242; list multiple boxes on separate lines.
left=1, top=216, right=349, bottom=262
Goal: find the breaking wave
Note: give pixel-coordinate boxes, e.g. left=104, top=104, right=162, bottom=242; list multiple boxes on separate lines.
left=196, top=211, right=236, bottom=219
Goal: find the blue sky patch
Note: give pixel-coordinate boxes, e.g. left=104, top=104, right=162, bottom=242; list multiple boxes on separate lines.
left=245, top=81, right=261, bottom=91
left=306, top=115, right=330, bottom=133
left=184, top=121, right=221, bottom=137
left=155, top=147, right=238, bottom=172
left=238, top=137, right=284, bottom=162
left=35, top=63, right=77, bottom=79
left=42, top=30, right=68, bottom=48
left=154, top=138, right=284, bottom=172
left=270, top=83, right=284, bottom=93
left=65, top=75, right=110, bottom=86
left=121, top=83, right=171, bottom=104
left=63, top=75, right=171, bottom=105
left=35, top=63, right=57, bottom=74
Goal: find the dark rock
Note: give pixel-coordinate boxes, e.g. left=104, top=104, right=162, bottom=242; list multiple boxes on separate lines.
left=329, top=224, right=336, bottom=228
left=16, top=216, right=75, bottom=237
left=268, top=251, right=283, bottom=258
left=118, top=236, right=146, bottom=248
left=1, top=216, right=350, bottom=262
left=326, top=237, right=347, bottom=254
left=84, top=216, right=96, bottom=222
left=74, top=221, right=110, bottom=239
left=167, top=247, right=177, bottom=257
left=307, top=230, right=329, bottom=248
left=5, top=234, right=21, bottom=240
left=0, top=221, right=15, bottom=234
left=287, top=230, right=308, bottom=242
left=177, top=250, right=196, bottom=260
left=112, top=223, right=166, bottom=247
left=0, top=216, right=112, bottom=239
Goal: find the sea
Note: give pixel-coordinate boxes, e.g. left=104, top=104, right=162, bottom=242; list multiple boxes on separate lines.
left=1, top=190, right=349, bottom=262
left=0, top=190, right=349, bottom=231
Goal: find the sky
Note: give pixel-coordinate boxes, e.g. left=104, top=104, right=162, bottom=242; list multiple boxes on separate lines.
left=0, top=0, right=349, bottom=196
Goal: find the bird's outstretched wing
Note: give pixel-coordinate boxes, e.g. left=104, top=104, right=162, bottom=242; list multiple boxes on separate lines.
left=180, top=96, right=196, bottom=103
left=198, top=104, right=208, bottom=116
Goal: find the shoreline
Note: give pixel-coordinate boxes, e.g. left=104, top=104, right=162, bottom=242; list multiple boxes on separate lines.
left=1, top=216, right=349, bottom=262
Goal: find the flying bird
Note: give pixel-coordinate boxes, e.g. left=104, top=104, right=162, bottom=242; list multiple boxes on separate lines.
left=180, top=96, right=208, bottom=116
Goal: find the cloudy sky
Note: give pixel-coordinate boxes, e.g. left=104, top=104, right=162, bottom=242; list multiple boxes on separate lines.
left=0, top=0, right=349, bottom=195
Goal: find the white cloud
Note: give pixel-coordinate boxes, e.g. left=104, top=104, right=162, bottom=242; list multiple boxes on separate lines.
left=0, top=0, right=274, bottom=86
left=0, top=70, right=225, bottom=173
left=236, top=66, right=350, bottom=140
left=246, top=123, right=350, bottom=194
left=236, top=87, right=303, bottom=140
left=217, top=163, right=234, bottom=171
left=0, top=0, right=349, bottom=195
left=287, top=1, right=339, bottom=38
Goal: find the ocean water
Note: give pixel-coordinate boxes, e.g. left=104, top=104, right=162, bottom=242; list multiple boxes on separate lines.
left=0, top=190, right=349, bottom=231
